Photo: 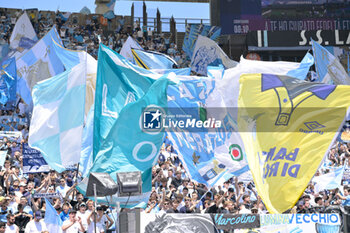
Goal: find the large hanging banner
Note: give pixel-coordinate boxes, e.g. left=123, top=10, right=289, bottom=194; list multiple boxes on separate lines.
left=140, top=213, right=259, bottom=232
left=22, top=143, right=50, bottom=174
left=259, top=214, right=341, bottom=233
left=140, top=213, right=340, bottom=232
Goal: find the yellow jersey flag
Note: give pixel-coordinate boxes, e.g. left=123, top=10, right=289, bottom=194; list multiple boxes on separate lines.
left=238, top=73, right=350, bottom=213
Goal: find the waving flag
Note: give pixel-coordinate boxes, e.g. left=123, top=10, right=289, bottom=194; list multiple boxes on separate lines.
left=312, top=39, right=350, bottom=85
left=313, top=166, right=345, bottom=193
left=151, top=68, right=191, bottom=76
left=191, top=35, right=237, bottom=75
left=0, top=58, right=17, bottom=105
left=166, top=70, right=249, bottom=187
left=120, top=36, right=142, bottom=62
left=79, top=105, right=94, bottom=178
left=52, top=41, right=97, bottom=116
left=28, top=62, right=86, bottom=173
left=16, top=26, right=64, bottom=105
left=132, top=48, right=177, bottom=69
left=239, top=53, right=314, bottom=80
left=182, top=24, right=221, bottom=59
left=10, top=12, right=38, bottom=50
left=57, top=12, right=72, bottom=22
left=45, top=199, right=63, bottom=233
left=0, top=44, right=10, bottom=63
left=238, top=73, right=350, bottom=213
left=79, top=44, right=172, bottom=208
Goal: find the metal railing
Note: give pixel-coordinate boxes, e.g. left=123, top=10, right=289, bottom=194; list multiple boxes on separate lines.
left=134, top=17, right=210, bottom=32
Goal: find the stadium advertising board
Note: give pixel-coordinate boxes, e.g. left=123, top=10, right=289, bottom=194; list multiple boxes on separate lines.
left=220, top=0, right=350, bottom=34
left=247, top=30, right=350, bottom=48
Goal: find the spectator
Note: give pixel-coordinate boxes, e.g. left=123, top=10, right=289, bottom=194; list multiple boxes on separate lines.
left=18, top=197, right=33, bottom=216
left=60, top=203, right=70, bottom=222
left=62, top=210, right=85, bottom=233
left=87, top=205, right=113, bottom=233
left=336, top=187, right=350, bottom=206
left=76, top=203, right=88, bottom=232
left=171, top=171, right=182, bottom=189
left=14, top=204, right=31, bottom=233
left=0, top=222, right=5, bottom=233
left=57, top=178, right=70, bottom=198
left=24, top=210, right=46, bottom=233
left=5, top=213, right=18, bottom=233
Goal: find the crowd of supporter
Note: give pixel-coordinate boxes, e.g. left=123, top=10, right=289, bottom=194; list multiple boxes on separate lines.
left=0, top=7, right=190, bottom=69
left=0, top=98, right=349, bottom=232
left=0, top=6, right=350, bottom=233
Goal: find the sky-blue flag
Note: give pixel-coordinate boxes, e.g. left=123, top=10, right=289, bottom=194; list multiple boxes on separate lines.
left=45, top=198, right=63, bottom=233
left=166, top=71, right=250, bottom=187
left=183, top=24, right=221, bottom=59
left=0, top=58, right=17, bottom=105
left=131, top=48, right=177, bottom=69
left=313, top=166, right=345, bottom=193
left=16, top=26, right=65, bottom=105
left=0, top=44, right=9, bottom=63
left=83, top=44, right=172, bottom=208
left=28, top=62, right=86, bottom=173
left=312, top=39, right=350, bottom=85
left=79, top=105, right=94, bottom=178
left=285, top=52, right=314, bottom=80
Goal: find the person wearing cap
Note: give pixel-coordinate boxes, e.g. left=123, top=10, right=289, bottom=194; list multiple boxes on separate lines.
left=24, top=211, right=47, bottom=233
left=76, top=203, right=88, bottom=233
left=5, top=213, right=18, bottom=233
left=15, top=182, right=27, bottom=199
left=62, top=210, right=85, bottom=233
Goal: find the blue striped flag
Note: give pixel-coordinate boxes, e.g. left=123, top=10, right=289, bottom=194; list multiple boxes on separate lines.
left=131, top=48, right=177, bottom=69
left=16, top=26, right=64, bottom=105
left=28, top=62, right=86, bottom=173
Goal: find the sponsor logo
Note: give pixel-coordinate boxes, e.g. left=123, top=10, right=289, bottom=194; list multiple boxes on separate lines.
left=299, top=121, right=325, bottom=135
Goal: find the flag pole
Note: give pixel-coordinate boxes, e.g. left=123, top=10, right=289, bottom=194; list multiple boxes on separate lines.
left=93, top=183, right=97, bottom=233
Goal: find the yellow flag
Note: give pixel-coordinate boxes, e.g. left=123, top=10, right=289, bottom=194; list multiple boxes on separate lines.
left=238, top=73, right=350, bottom=213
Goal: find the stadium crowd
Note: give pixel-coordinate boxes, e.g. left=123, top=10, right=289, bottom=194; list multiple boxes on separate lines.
left=0, top=6, right=349, bottom=233
left=0, top=7, right=190, bottom=69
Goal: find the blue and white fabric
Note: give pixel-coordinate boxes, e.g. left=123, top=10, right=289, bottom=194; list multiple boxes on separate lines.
left=191, top=35, right=237, bottom=75
left=313, top=166, right=345, bottom=193
left=9, top=12, right=37, bottom=50
left=16, top=26, right=65, bottom=105
left=312, top=39, right=350, bottom=85
left=28, top=62, right=86, bottom=173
